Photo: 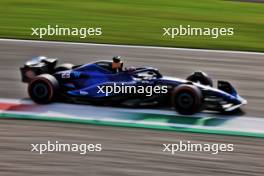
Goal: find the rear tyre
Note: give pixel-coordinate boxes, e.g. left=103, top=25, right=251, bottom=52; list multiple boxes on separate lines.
left=28, top=74, right=59, bottom=104
left=186, top=71, right=213, bottom=87
left=54, top=63, right=74, bottom=72
left=171, top=84, right=203, bottom=115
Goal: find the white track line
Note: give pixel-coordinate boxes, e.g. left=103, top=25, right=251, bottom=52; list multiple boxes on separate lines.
left=0, top=98, right=264, bottom=127
left=1, top=98, right=264, bottom=135
left=0, top=38, right=263, bottom=55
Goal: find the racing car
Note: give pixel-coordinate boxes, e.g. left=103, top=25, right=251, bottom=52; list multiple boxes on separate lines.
left=20, top=56, right=247, bottom=115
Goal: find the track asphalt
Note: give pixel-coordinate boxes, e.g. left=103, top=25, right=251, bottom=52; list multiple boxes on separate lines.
left=0, top=39, right=263, bottom=176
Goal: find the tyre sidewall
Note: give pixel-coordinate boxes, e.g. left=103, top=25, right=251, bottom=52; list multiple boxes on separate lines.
left=28, top=75, right=58, bottom=104
left=172, top=85, right=202, bottom=115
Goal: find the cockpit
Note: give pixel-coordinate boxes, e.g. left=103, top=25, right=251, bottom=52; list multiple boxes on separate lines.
left=131, top=68, right=163, bottom=80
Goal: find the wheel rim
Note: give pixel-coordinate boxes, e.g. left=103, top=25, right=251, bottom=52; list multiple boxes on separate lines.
left=177, top=93, right=194, bottom=109
left=32, top=82, right=49, bottom=99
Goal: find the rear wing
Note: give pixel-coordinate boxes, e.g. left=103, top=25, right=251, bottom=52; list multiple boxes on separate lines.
left=20, top=56, right=57, bottom=83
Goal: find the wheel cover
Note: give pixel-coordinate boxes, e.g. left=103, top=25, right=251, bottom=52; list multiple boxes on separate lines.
left=177, top=92, right=194, bottom=109
left=32, top=82, right=49, bottom=99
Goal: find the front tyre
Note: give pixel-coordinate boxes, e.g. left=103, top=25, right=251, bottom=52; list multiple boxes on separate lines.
left=186, top=71, right=213, bottom=87
left=172, top=84, right=203, bottom=115
left=28, top=74, right=59, bottom=104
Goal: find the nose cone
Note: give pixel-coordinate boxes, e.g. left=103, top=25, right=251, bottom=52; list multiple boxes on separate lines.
left=236, top=95, right=247, bottom=105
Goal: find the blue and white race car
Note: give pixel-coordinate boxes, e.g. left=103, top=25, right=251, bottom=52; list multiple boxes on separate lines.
left=20, top=56, right=247, bottom=115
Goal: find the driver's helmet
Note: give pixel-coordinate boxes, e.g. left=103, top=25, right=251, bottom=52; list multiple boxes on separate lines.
left=112, top=56, right=123, bottom=71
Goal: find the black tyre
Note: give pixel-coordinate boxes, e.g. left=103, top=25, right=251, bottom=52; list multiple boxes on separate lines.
left=186, top=71, right=213, bottom=87
left=172, top=84, right=203, bottom=115
left=28, top=74, right=59, bottom=104
left=54, top=63, right=74, bottom=72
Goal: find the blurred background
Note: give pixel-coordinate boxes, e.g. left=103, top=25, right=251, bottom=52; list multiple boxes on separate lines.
left=0, top=0, right=263, bottom=52
left=0, top=1, right=264, bottom=176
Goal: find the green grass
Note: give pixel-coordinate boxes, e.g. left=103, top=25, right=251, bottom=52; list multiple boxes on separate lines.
left=0, top=0, right=263, bottom=52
